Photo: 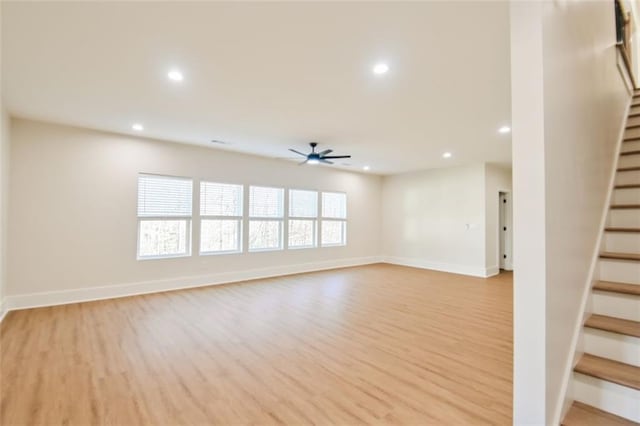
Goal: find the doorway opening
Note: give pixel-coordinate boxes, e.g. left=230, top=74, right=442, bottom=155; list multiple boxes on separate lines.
left=499, top=191, right=513, bottom=271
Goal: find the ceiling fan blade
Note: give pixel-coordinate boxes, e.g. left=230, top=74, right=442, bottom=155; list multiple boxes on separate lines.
left=289, top=149, right=308, bottom=157
left=298, top=159, right=308, bottom=165
left=320, top=159, right=334, bottom=165
left=321, top=155, right=351, bottom=159
left=318, top=149, right=333, bottom=156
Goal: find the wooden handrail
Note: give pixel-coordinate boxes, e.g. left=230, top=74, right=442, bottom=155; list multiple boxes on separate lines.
left=615, top=0, right=637, bottom=89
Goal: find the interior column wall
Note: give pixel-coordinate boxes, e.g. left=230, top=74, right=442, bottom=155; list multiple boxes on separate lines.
left=510, top=1, right=630, bottom=423
left=0, top=104, right=8, bottom=319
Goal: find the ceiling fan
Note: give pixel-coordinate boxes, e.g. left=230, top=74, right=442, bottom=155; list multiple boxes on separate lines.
left=289, top=142, right=351, bottom=165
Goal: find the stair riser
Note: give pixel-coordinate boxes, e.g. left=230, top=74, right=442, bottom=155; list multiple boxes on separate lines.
left=629, top=105, right=640, bottom=115
left=599, top=259, right=640, bottom=284
left=572, top=373, right=640, bottom=422
left=615, top=169, right=640, bottom=185
left=624, top=127, right=640, bottom=139
left=619, top=154, right=640, bottom=168
left=583, top=328, right=640, bottom=367
left=612, top=187, right=640, bottom=204
left=627, top=116, right=640, bottom=127
left=603, top=232, right=640, bottom=253
left=608, top=209, right=640, bottom=228
left=592, top=291, right=640, bottom=321
left=622, top=140, right=640, bottom=152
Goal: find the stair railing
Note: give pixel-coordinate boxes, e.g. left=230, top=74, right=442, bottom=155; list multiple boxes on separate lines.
left=616, top=0, right=637, bottom=88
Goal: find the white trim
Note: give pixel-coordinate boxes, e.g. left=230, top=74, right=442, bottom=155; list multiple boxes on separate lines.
left=552, top=93, right=633, bottom=425
left=498, top=190, right=514, bottom=271
left=383, top=256, right=496, bottom=278
left=0, top=298, right=7, bottom=323
left=485, top=266, right=501, bottom=277
left=3, top=256, right=383, bottom=311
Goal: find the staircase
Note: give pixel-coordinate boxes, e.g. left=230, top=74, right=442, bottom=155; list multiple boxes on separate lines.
left=562, top=94, right=640, bottom=425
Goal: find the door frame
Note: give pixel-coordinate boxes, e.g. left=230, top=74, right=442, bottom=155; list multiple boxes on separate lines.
left=499, top=191, right=514, bottom=271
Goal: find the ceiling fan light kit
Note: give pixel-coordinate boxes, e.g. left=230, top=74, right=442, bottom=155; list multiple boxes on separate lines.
left=289, top=142, right=351, bottom=165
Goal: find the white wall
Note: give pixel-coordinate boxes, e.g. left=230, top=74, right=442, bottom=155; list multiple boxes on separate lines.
left=381, top=163, right=495, bottom=277
left=6, top=118, right=382, bottom=307
left=0, top=0, right=8, bottom=319
left=510, top=1, right=629, bottom=424
left=485, top=163, right=512, bottom=273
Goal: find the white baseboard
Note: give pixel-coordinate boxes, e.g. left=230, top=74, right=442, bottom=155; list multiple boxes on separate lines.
left=4, top=256, right=383, bottom=312
left=485, top=266, right=501, bottom=277
left=0, top=298, right=7, bottom=324
left=382, top=256, right=496, bottom=278
left=3, top=255, right=502, bottom=314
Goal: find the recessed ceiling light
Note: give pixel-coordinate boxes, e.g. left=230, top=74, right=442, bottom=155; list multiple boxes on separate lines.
left=167, top=70, right=184, bottom=82
left=363, top=166, right=370, bottom=171
left=132, top=123, right=144, bottom=131
left=498, top=125, right=511, bottom=134
left=373, top=63, right=389, bottom=75
left=442, top=152, right=452, bottom=159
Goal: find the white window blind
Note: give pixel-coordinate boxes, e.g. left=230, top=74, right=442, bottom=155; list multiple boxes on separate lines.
left=322, top=192, right=347, bottom=219
left=288, top=189, right=318, bottom=248
left=138, top=174, right=193, bottom=217
left=200, top=182, right=243, bottom=254
left=200, top=182, right=243, bottom=216
left=249, top=186, right=284, bottom=251
left=321, top=192, right=347, bottom=246
left=289, top=189, right=318, bottom=218
left=249, top=186, right=284, bottom=218
left=137, top=174, right=193, bottom=259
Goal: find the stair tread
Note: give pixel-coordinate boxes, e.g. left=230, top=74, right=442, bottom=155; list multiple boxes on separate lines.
left=621, top=150, right=640, bottom=156
left=605, top=227, right=640, bottom=233
left=615, top=184, right=640, bottom=189
left=594, top=280, right=640, bottom=296
left=561, top=401, right=638, bottom=426
left=611, top=204, right=640, bottom=209
left=585, top=313, right=640, bottom=337
left=600, top=252, right=640, bottom=261
left=618, top=166, right=640, bottom=172
left=626, top=124, right=640, bottom=129
left=574, top=353, right=640, bottom=390
left=623, top=136, right=640, bottom=142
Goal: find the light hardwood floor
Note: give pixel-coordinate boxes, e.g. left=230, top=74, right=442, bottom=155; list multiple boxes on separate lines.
left=0, top=264, right=513, bottom=425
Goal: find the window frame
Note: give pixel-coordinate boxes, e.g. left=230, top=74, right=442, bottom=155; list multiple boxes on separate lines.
left=320, top=191, right=347, bottom=247
left=137, top=173, right=193, bottom=260
left=199, top=181, right=244, bottom=256
left=248, top=185, right=285, bottom=252
left=287, top=189, right=318, bottom=249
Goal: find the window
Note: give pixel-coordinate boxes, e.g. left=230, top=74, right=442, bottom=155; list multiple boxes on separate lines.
left=321, top=192, right=347, bottom=246
left=200, top=182, right=243, bottom=254
left=288, top=189, right=318, bottom=248
left=137, top=174, right=193, bottom=259
left=249, top=186, right=284, bottom=251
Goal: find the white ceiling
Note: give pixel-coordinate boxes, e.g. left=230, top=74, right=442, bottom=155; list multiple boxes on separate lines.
left=1, top=1, right=511, bottom=175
